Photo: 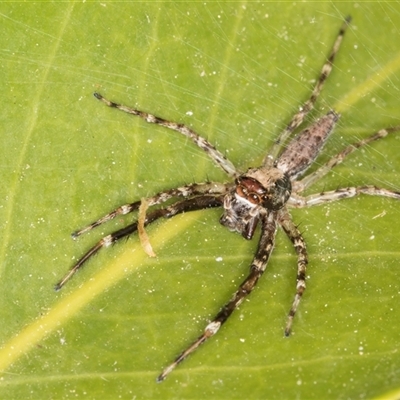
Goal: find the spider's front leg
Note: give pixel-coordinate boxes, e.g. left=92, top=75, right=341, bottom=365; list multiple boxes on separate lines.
left=55, top=193, right=225, bottom=291
left=71, top=182, right=232, bottom=238
left=157, top=210, right=279, bottom=382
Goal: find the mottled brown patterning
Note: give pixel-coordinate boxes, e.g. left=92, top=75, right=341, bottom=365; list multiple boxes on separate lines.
left=56, top=16, right=400, bottom=382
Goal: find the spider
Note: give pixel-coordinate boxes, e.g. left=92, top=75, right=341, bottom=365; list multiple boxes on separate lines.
left=56, top=16, right=400, bottom=382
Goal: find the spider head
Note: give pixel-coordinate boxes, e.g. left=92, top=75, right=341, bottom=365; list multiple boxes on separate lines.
left=220, top=167, right=291, bottom=240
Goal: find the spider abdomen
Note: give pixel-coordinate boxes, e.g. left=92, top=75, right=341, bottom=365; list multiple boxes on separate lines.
left=276, top=110, right=340, bottom=179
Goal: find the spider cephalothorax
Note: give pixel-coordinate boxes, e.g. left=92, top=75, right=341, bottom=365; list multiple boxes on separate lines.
left=220, top=168, right=291, bottom=239
left=56, top=16, right=400, bottom=382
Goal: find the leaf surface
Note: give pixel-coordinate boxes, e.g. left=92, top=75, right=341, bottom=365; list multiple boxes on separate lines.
left=1, top=2, right=400, bottom=399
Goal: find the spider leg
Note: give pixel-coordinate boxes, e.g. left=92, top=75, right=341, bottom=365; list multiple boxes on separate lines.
left=157, top=210, right=278, bottom=382
left=138, top=198, right=157, bottom=257
left=294, top=125, right=400, bottom=192
left=264, top=16, right=351, bottom=167
left=289, top=185, right=400, bottom=208
left=94, top=92, right=240, bottom=178
left=55, top=195, right=224, bottom=291
left=278, top=208, right=308, bottom=336
left=72, top=182, right=232, bottom=238
left=71, top=200, right=141, bottom=238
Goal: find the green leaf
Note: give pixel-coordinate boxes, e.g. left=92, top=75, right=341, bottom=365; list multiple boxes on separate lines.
left=1, top=2, right=400, bottom=399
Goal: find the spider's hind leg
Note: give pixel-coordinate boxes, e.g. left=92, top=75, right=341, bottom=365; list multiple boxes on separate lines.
left=264, top=16, right=351, bottom=167
left=295, top=124, right=400, bottom=192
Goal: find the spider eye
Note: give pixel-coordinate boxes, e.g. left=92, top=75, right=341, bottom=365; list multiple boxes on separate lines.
left=250, top=193, right=261, bottom=203
left=236, top=173, right=292, bottom=210
left=236, top=180, right=263, bottom=205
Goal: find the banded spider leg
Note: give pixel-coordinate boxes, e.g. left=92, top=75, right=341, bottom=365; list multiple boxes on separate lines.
left=264, top=16, right=352, bottom=167
left=55, top=182, right=232, bottom=290
left=56, top=16, right=400, bottom=382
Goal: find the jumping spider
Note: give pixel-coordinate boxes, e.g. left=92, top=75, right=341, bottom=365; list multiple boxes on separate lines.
left=56, top=16, right=400, bottom=381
